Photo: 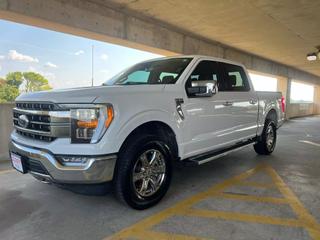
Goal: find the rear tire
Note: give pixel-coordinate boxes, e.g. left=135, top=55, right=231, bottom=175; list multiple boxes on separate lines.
left=254, top=119, right=277, bottom=155
left=114, top=134, right=172, bottom=210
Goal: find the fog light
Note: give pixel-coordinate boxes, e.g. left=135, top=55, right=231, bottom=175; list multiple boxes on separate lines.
left=58, top=156, right=92, bottom=166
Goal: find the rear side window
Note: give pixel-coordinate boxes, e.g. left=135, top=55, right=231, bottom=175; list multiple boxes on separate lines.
left=219, top=63, right=250, bottom=91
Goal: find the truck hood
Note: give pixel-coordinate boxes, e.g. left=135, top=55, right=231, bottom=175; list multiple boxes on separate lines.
left=16, top=85, right=165, bottom=104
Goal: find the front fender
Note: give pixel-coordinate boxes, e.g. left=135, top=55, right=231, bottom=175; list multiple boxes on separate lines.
left=257, top=101, right=278, bottom=136
left=113, top=109, right=183, bottom=155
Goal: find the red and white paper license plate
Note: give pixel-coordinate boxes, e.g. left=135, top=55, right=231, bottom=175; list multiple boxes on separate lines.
left=10, top=153, right=25, bottom=173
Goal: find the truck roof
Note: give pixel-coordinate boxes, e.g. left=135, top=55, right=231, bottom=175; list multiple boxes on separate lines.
left=142, top=55, right=246, bottom=69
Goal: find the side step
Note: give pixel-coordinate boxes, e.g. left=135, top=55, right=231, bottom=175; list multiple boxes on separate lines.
left=184, top=138, right=256, bottom=166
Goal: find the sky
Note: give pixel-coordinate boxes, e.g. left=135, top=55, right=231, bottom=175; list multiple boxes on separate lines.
left=0, top=19, right=162, bottom=89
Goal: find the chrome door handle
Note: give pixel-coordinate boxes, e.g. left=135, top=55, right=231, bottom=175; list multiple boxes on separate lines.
left=249, top=98, right=258, bottom=105
left=223, top=101, right=233, bottom=106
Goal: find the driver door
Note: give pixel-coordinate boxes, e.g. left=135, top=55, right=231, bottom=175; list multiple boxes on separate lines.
left=182, top=60, right=237, bottom=158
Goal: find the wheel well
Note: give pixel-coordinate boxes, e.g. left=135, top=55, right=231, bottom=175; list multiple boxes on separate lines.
left=119, top=121, right=179, bottom=161
left=266, top=109, right=277, bottom=126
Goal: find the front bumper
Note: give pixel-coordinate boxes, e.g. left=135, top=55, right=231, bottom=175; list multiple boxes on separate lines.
left=9, top=140, right=117, bottom=184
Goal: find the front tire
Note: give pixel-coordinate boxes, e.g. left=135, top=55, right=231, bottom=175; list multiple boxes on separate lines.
left=254, top=119, right=277, bottom=155
left=114, top=134, right=172, bottom=210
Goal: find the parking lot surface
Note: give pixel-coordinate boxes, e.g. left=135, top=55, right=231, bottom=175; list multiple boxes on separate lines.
left=1, top=116, right=320, bottom=240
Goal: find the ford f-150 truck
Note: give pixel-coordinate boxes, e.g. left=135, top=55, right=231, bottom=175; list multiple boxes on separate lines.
left=9, top=55, right=285, bottom=209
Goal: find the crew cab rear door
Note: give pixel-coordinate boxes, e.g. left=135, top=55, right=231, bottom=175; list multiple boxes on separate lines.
left=218, top=62, right=259, bottom=141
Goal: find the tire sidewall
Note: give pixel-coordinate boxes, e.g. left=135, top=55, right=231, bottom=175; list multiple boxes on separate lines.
left=263, top=120, right=277, bottom=153
left=116, top=135, right=172, bottom=209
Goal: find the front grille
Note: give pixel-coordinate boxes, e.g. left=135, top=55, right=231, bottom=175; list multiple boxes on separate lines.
left=13, top=102, right=70, bottom=142
left=16, top=130, right=55, bottom=142
left=16, top=102, right=57, bottom=111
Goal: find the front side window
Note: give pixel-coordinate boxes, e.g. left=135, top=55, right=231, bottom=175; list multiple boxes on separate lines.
left=124, top=71, right=150, bottom=84
left=219, top=63, right=250, bottom=91
left=104, top=58, right=192, bottom=85
left=185, top=60, right=219, bottom=97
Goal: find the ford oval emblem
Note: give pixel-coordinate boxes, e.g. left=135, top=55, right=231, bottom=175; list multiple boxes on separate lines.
left=18, top=115, right=29, bottom=128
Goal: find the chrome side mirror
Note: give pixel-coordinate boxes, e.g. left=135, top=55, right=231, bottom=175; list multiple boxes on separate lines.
left=187, top=80, right=218, bottom=97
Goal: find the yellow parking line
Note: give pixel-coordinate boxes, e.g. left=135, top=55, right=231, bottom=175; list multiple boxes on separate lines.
left=0, top=169, right=14, bottom=175
left=106, top=164, right=320, bottom=240
left=129, top=230, right=211, bottom=240
left=106, top=165, right=264, bottom=239
left=183, top=208, right=302, bottom=227
left=235, top=181, right=275, bottom=188
left=217, top=193, right=288, bottom=204
left=265, top=166, right=320, bottom=239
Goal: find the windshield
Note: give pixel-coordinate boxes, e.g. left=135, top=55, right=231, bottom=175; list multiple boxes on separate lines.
left=104, top=58, right=192, bottom=86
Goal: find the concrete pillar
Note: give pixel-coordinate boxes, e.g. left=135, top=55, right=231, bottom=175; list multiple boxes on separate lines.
left=0, top=103, right=14, bottom=161
left=314, top=85, right=320, bottom=115
left=285, top=79, right=292, bottom=119
left=277, top=76, right=288, bottom=101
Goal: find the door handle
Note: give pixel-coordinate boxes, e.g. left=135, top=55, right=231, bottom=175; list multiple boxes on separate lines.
left=223, top=101, right=233, bottom=106
left=249, top=98, right=258, bottom=105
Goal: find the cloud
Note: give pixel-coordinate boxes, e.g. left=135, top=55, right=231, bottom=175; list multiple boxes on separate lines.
left=0, top=65, right=2, bottom=72
left=8, top=50, right=39, bottom=63
left=74, top=50, right=84, bottom=56
left=44, top=62, right=58, bottom=68
left=100, top=53, right=109, bottom=61
left=0, top=55, right=5, bottom=60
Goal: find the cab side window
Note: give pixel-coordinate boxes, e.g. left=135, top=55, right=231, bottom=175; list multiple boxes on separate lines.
left=219, top=63, right=250, bottom=91
left=188, top=60, right=219, bottom=83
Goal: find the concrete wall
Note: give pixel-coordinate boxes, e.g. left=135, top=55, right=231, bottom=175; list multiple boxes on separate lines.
left=286, top=103, right=315, bottom=119
left=284, top=80, right=320, bottom=119
left=0, top=103, right=14, bottom=161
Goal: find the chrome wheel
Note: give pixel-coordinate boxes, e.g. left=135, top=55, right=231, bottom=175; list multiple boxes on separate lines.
left=266, top=124, right=275, bottom=151
left=132, top=149, right=166, bottom=198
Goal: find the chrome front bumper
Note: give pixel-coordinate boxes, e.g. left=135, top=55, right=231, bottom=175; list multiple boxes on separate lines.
left=9, top=140, right=117, bottom=184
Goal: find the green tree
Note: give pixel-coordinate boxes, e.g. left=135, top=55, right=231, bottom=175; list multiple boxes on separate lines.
left=6, top=72, right=23, bottom=88
left=23, top=72, right=52, bottom=92
left=0, top=84, right=20, bottom=102
left=0, top=71, right=52, bottom=103
left=0, top=78, right=6, bottom=86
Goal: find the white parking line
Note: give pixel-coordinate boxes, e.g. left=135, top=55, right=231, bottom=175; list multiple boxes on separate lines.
left=299, top=140, right=320, bottom=148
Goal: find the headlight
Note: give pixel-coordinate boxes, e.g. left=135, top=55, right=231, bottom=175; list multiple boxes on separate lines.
left=70, top=104, right=114, bottom=144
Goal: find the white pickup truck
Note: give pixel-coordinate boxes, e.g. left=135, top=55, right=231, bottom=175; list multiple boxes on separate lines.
left=9, top=55, right=285, bottom=209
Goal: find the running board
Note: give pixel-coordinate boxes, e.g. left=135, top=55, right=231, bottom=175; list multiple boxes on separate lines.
left=184, top=138, right=256, bottom=166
